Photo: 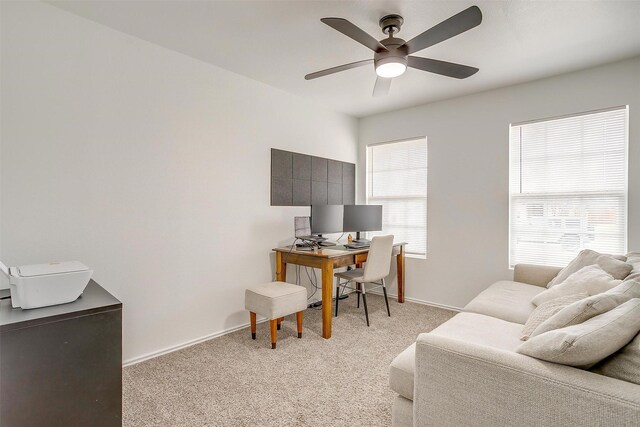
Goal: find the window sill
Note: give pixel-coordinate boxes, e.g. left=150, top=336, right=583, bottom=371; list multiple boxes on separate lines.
left=406, top=253, right=426, bottom=260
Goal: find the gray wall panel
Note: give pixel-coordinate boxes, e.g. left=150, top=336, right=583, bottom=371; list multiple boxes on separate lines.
left=271, top=177, right=292, bottom=205
left=328, top=182, right=343, bottom=205
left=342, top=162, right=356, bottom=204
left=271, top=149, right=354, bottom=206
left=271, top=149, right=292, bottom=179
left=311, top=157, right=328, bottom=182
left=327, top=159, right=343, bottom=184
left=311, top=181, right=328, bottom=205
left=293, top=153, right=311, bottom=180
left=293, top=179, right=311, bottom=205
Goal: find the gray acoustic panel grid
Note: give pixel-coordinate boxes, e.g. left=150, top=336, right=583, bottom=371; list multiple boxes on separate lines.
left=271, top=148, right=355, bottom=206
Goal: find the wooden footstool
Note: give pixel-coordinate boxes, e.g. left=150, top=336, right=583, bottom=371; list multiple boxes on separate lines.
left=245, top=282, right=307, bottom=349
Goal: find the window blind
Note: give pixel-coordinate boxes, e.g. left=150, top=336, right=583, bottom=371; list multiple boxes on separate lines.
left=509, top=107, right=628, bottom=267
left=367, top=138, right=427, bottom=256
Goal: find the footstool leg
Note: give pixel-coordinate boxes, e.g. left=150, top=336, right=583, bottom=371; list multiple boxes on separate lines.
left=277, top=317, right=282, bottom=330
left=270, top=319, right=277, bottom=349
left=296, top=311, right=303, bottom=338
left=250, top=312, right=256, bottom=340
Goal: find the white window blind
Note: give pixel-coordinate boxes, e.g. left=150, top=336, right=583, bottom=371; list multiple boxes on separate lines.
left=509, top=106, right=628, bottom=267
left=367, top=138, right=427, bottom=256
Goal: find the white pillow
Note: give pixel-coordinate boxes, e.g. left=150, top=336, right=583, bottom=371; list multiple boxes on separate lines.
left=517, top=299, right=640, bottom=367
left=532, top=265, right=621, bottom=306
left=547, top=249, right=630, bottom=288
left=591, top=332, right=640, bottom=385
left=520, top=293, right=587, bottom=341
left=531, top=280, right=640, bottom=339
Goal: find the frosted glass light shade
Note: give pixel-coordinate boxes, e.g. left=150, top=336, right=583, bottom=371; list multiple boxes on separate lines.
left=375, top=62, right=407, bottom=78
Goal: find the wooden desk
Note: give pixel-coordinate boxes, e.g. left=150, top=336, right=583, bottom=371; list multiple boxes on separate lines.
left=272, top=243, right=407, bottom=339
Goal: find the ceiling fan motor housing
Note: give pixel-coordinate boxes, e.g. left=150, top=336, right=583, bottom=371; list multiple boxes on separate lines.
left=374, top=37, right=408, bottom=70
left=379, top=14, right=404, bottom=35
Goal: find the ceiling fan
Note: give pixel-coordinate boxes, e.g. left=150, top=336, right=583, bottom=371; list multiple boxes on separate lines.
left=305, top=6, right=482, bottom=96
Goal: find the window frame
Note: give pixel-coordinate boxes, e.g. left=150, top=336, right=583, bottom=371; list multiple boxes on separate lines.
left=507, top=105, right=629, bottom=268
left=366, top=136, right=428, bottom=260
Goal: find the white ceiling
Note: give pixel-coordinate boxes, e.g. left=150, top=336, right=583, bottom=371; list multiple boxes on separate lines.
left=48, top=0, right=640, bottom=118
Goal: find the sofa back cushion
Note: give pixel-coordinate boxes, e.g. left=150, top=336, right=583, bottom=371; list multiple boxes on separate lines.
left=532, top=265, right=621, bottom=306
left=531, top=280, right=640, bottom=340
left=520, top=293, right=587, bottom=341
left=591, top=332, right=640, bottom=385
left=547, top=249, right=630, bottom=288
left=516, top=299, right=640, bottom=367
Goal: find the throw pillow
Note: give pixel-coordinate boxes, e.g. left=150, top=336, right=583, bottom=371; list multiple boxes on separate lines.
left=520, top=293, right=588, bottom=341
left=595, top=255, right=633, bottom=280
left=591, top=332, right=640, bottom=385
left=547, top=249, right=629, bottom=288
left=516, top=299, right=640, bottom=367
left=531, top=280, right=640, bottom=339
left=532, top=265, right=621, bottom=306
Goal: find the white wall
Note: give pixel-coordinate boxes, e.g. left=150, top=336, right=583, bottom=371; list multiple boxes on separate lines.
left=358, top=56, right=640, bottom=309
left=0, top=1, right=358, bottom=363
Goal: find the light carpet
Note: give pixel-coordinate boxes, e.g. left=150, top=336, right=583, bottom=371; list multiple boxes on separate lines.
left=123, top=294, right=455, bottom=426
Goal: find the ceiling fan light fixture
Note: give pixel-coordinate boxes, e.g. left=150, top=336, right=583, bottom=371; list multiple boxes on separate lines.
left=375, top=61, right=406, bottom=78
left=374, top=56, right=407, bottom=78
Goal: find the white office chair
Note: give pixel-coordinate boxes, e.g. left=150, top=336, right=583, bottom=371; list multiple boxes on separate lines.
left=334, top=235, right=394, bottom=326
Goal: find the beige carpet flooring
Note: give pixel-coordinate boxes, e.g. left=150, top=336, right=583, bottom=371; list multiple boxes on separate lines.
left=123, top=294, right=455, bottom=427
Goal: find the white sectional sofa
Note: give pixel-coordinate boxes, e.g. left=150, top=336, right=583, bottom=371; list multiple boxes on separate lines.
left=390, top=258, right=640, bottom=426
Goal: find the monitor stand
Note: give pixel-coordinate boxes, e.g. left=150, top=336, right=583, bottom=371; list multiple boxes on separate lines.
left=352, top=231, right=370, bottom=244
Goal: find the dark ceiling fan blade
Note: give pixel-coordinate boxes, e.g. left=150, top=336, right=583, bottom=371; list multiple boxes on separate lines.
left=403, top=6, right=482, bottom=54
left=407, top=56, right=478, bottom=79
left=321, top=18, right=388, bottom=52
left=305, top=59, right=373, bottom=80
left=373, top=76, right=392, bottom=97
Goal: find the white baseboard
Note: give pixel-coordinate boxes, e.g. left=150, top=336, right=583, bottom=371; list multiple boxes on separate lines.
left=123, top=291, right=461, bottom=367
left=368, top=290, right=463, bottom=312
left=123, top=318, right=267, bottom=367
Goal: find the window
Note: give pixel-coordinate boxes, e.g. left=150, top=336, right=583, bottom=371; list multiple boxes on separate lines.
left=509, top=106, right=628, bottom=267
left=367, top=138, right=427, bottom=257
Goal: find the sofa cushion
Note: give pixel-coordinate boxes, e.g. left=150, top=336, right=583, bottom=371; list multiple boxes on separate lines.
left=531, top=265, right=621, bottom=306
left=389, top=313, right=523, bottom=401
left=591, top=332, right=640, bottom=385
left=389, top=343, right=417, bottom=400
left=517, top=299, right=640, bottom=367
left=547, top=249, right=629, bottom=288
left=520, top=293, right=588, bottom=341
left=391, top=395, right=413, bottom=427
left=463, top=280, right=544, bottom=324
left=625, top=252, right=640, bottom=282
left=530, top=280, right=640, bottom=339
left=430, top=312, right=524, bottom=351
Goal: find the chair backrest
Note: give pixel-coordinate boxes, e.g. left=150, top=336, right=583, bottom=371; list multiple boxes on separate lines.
left=362, top=235, right=394, bottom=282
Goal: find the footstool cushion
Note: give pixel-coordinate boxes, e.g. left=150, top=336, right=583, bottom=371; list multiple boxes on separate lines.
left=245, top=282, right=307, bottom=319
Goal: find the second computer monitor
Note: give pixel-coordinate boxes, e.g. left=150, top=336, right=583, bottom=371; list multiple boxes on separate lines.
left=311, top=205, right=344, bottom=235
left=343, top=205, right=382, bottom=234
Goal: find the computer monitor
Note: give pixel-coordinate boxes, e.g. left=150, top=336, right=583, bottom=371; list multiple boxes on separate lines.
left=343, top=205, right=383, bottom=242
left=311, top=205, right=344, bottom=236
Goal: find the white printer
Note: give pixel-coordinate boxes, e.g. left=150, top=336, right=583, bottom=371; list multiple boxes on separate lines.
left=0, top=260, right=93, bottom=309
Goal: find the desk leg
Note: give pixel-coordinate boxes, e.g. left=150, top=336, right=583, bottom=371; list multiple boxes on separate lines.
left=276, top=251, right=286, bottom=282
left=397, top=246, right=405, bottom=303
left=321, top=260, right=333, bottom=339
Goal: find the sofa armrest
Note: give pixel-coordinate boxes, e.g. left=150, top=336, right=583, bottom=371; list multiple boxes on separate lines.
left=513, top=263, right=562, bottom=287
left=414, top=333, right=640, bottom=426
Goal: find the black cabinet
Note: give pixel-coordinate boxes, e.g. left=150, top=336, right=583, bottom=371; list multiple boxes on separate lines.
left=0, top=280, right=122, bottom=426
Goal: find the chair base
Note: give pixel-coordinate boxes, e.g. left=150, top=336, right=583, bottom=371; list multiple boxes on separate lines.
left=334, top=279, right=390, bottom=327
